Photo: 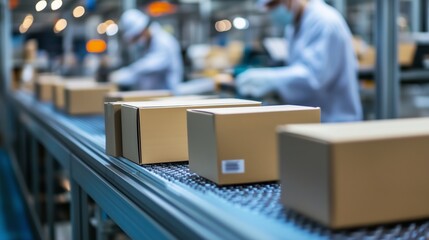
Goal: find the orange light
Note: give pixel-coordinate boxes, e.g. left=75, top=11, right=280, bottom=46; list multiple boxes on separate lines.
left=86, top=39, right=107, bottom=53
left=146, top=2, right=176, bottom=17
left=10, top=0, right=19, bottom=10
left=9, top=0, right=19, bottom=10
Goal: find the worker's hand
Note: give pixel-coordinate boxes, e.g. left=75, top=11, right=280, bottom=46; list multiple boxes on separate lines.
left=236, top=69, right=278, bottom=98
left=109, top=68, right=134, bottom=86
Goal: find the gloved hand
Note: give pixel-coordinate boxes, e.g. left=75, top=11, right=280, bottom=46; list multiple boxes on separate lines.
left=109, top=68, right=135, bottom=86
left=236, top=68, right=280, bottom=98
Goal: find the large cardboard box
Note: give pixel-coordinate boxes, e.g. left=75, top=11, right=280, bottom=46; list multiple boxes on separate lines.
left=35, top=74, right=62, bottom=102
left=278, top=118, right=429, bottom=229
left=188, top=105, right=320, bottom=185
left=121, top=99, right=261, bottom=165
left=104, top=90, right=171, bottom=103
left=64, top=83, right=117, bottom=115
left=52, top=79, right=95, bottom=110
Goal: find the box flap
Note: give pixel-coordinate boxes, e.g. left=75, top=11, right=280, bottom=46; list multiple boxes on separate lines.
left=280, top=118, right=429, bottom=143
left=121, top=105, right=142, bottom=164
left=122, top=98, right=260, bottom=109
left=106, top=90, right=171, bottom=98
left=189, top=105, right=319, bottom=115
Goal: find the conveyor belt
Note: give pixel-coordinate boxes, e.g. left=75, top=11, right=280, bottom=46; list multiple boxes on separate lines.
left=20, top=94, right=429, bottom=239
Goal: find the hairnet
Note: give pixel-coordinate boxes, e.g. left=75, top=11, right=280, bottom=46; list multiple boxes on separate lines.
left=120, top=9, right=150, bottom=42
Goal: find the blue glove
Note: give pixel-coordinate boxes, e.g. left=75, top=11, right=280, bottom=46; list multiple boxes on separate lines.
left=236, top=68, right=280, bottom=98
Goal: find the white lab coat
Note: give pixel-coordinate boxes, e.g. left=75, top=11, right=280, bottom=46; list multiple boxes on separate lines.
left=275, top=0, right=362, bottom=122
left=124, top=23, right=183, bottom=91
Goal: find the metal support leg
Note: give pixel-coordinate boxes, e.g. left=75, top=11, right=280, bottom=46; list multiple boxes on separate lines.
left=22, top=129, right=29, bottom=186
left=375, top=0, right=400, bottom=119
left=71, top=179, right=90, bottom=240
left=31, top=137, right=40, bottom=218
left=45, top=153, right=55, bottom=240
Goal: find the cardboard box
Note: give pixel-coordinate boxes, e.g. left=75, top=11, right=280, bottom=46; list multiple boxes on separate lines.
left=398, top=42, right=417, bottom=67
left=188, top=105, right=320, bottom=185
left=105, top=102, right=123, bottom=157
left=278, top=118, right=429, bottom=229
left=64, top=83, right=117, bottom=115
left=121, top=99, right=261, bottom=165
left=52, top=80, right=95, bottom=110
left=105, top=101, right=140, bottom=157
left=151, top=95, right=218, bottom=102
left=104, top=90, right=172, bottom=103
left=35, top=74, right=62, bottom=102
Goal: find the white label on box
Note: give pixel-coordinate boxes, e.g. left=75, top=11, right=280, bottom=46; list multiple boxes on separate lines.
left=222, top=160, right=245, bottom=174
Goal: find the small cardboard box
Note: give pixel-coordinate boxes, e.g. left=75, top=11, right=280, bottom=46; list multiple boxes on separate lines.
left=35, top=74, right=62, bottom=102
left=278, top=118, right=429, bottom=229
left=64, top=83, right=117, bottom=115
left=188, top=105, right=320, bottom=185
left=105, top=101, right=144, bottom=157
left=105, top=102, right=123, bottom=157
left=52, top=79, right=95, bottom=110
left=121, top=99, right=261, bottom=165
left=104, top=90, right=172, bottom=103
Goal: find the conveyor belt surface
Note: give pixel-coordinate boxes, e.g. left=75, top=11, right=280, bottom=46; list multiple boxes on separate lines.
left=16, top=93, right=429, bottom=239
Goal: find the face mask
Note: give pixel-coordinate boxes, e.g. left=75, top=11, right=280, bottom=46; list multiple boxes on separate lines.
left=270, top=4, right=294, bottom=27
left=135, top=37, right=148, bottom=49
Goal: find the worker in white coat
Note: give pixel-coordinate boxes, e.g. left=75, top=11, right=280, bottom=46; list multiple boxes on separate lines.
left=237, top=0, right=362, bottom=122
left=110, top=9, right=183, bottom=91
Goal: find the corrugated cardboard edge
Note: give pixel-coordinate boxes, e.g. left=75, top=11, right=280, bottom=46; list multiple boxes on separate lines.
left=277, top=129, right=332, bottom=227
left=105, top=103, right=122, bottom=157
left=188, top=110, right=219, bottom=183
left=121, top=106, right=141, bottom=164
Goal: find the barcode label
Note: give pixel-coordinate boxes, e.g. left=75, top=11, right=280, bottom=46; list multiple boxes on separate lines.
left=222, top=160, right=245, bottom=174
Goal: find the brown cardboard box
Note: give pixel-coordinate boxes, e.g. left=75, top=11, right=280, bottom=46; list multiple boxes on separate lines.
left=188, top=105, right=320, bottom=185
left=104, top=90, right=172, bottom=103
left=103, top=90, right=171, bottom=157
left=105, top=102, right=123, bottom=157
left=105, top=101, right=146, bottom=157
left=35, top=74, right=62, bottom=102
left=278, top=118, right=429, bottom=229
left=121, top=99, right=261, bottom=165
left=52, top=79, right=95, bottom=110
left=64, top=83, right=117, bottom=115
left=398, top=42, right=417, bottom=67
left=151, top=95, right=218, bottom=102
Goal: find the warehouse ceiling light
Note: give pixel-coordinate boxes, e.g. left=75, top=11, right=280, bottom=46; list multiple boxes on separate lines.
left=97, top=23, right=107, bottom=34
left=233, top=17, right=249, bottom=30
left=51, top=0, right=63, bottom=11
left=54, top=18, right=67, bottom=33
left=73, top=6, right=85, bottom=18
left=97, top=20, right=115, bottom=35
left=19, top=14, right=34, bottom=34
left=106, top=23, right=118, bottom=36
left=215, top=20, right=232, bottom=32
left=35, top=0, right=47, bottom=12
left=19, top=25, right=28, bottom=34
left=22, top=14, right=34, bottom=29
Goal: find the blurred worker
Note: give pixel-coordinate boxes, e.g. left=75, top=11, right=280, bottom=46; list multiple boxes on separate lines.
left=110, top=9, right=183, bottom=91
left=237, top=0, right=362, bottom=122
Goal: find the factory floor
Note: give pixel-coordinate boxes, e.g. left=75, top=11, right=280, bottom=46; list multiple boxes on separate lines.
left=0, top=150, right=34, bottom=240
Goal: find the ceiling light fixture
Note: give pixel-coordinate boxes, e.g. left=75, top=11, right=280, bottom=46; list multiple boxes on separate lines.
left=73, top=6, right=85, bottom=18
left=35, top=0, right=47, bottom=12
left=106, top=23, right=118, bottom=36
left=54, top=18, right=67, bottom=33
left=51, top=0, right=63, bottom=11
